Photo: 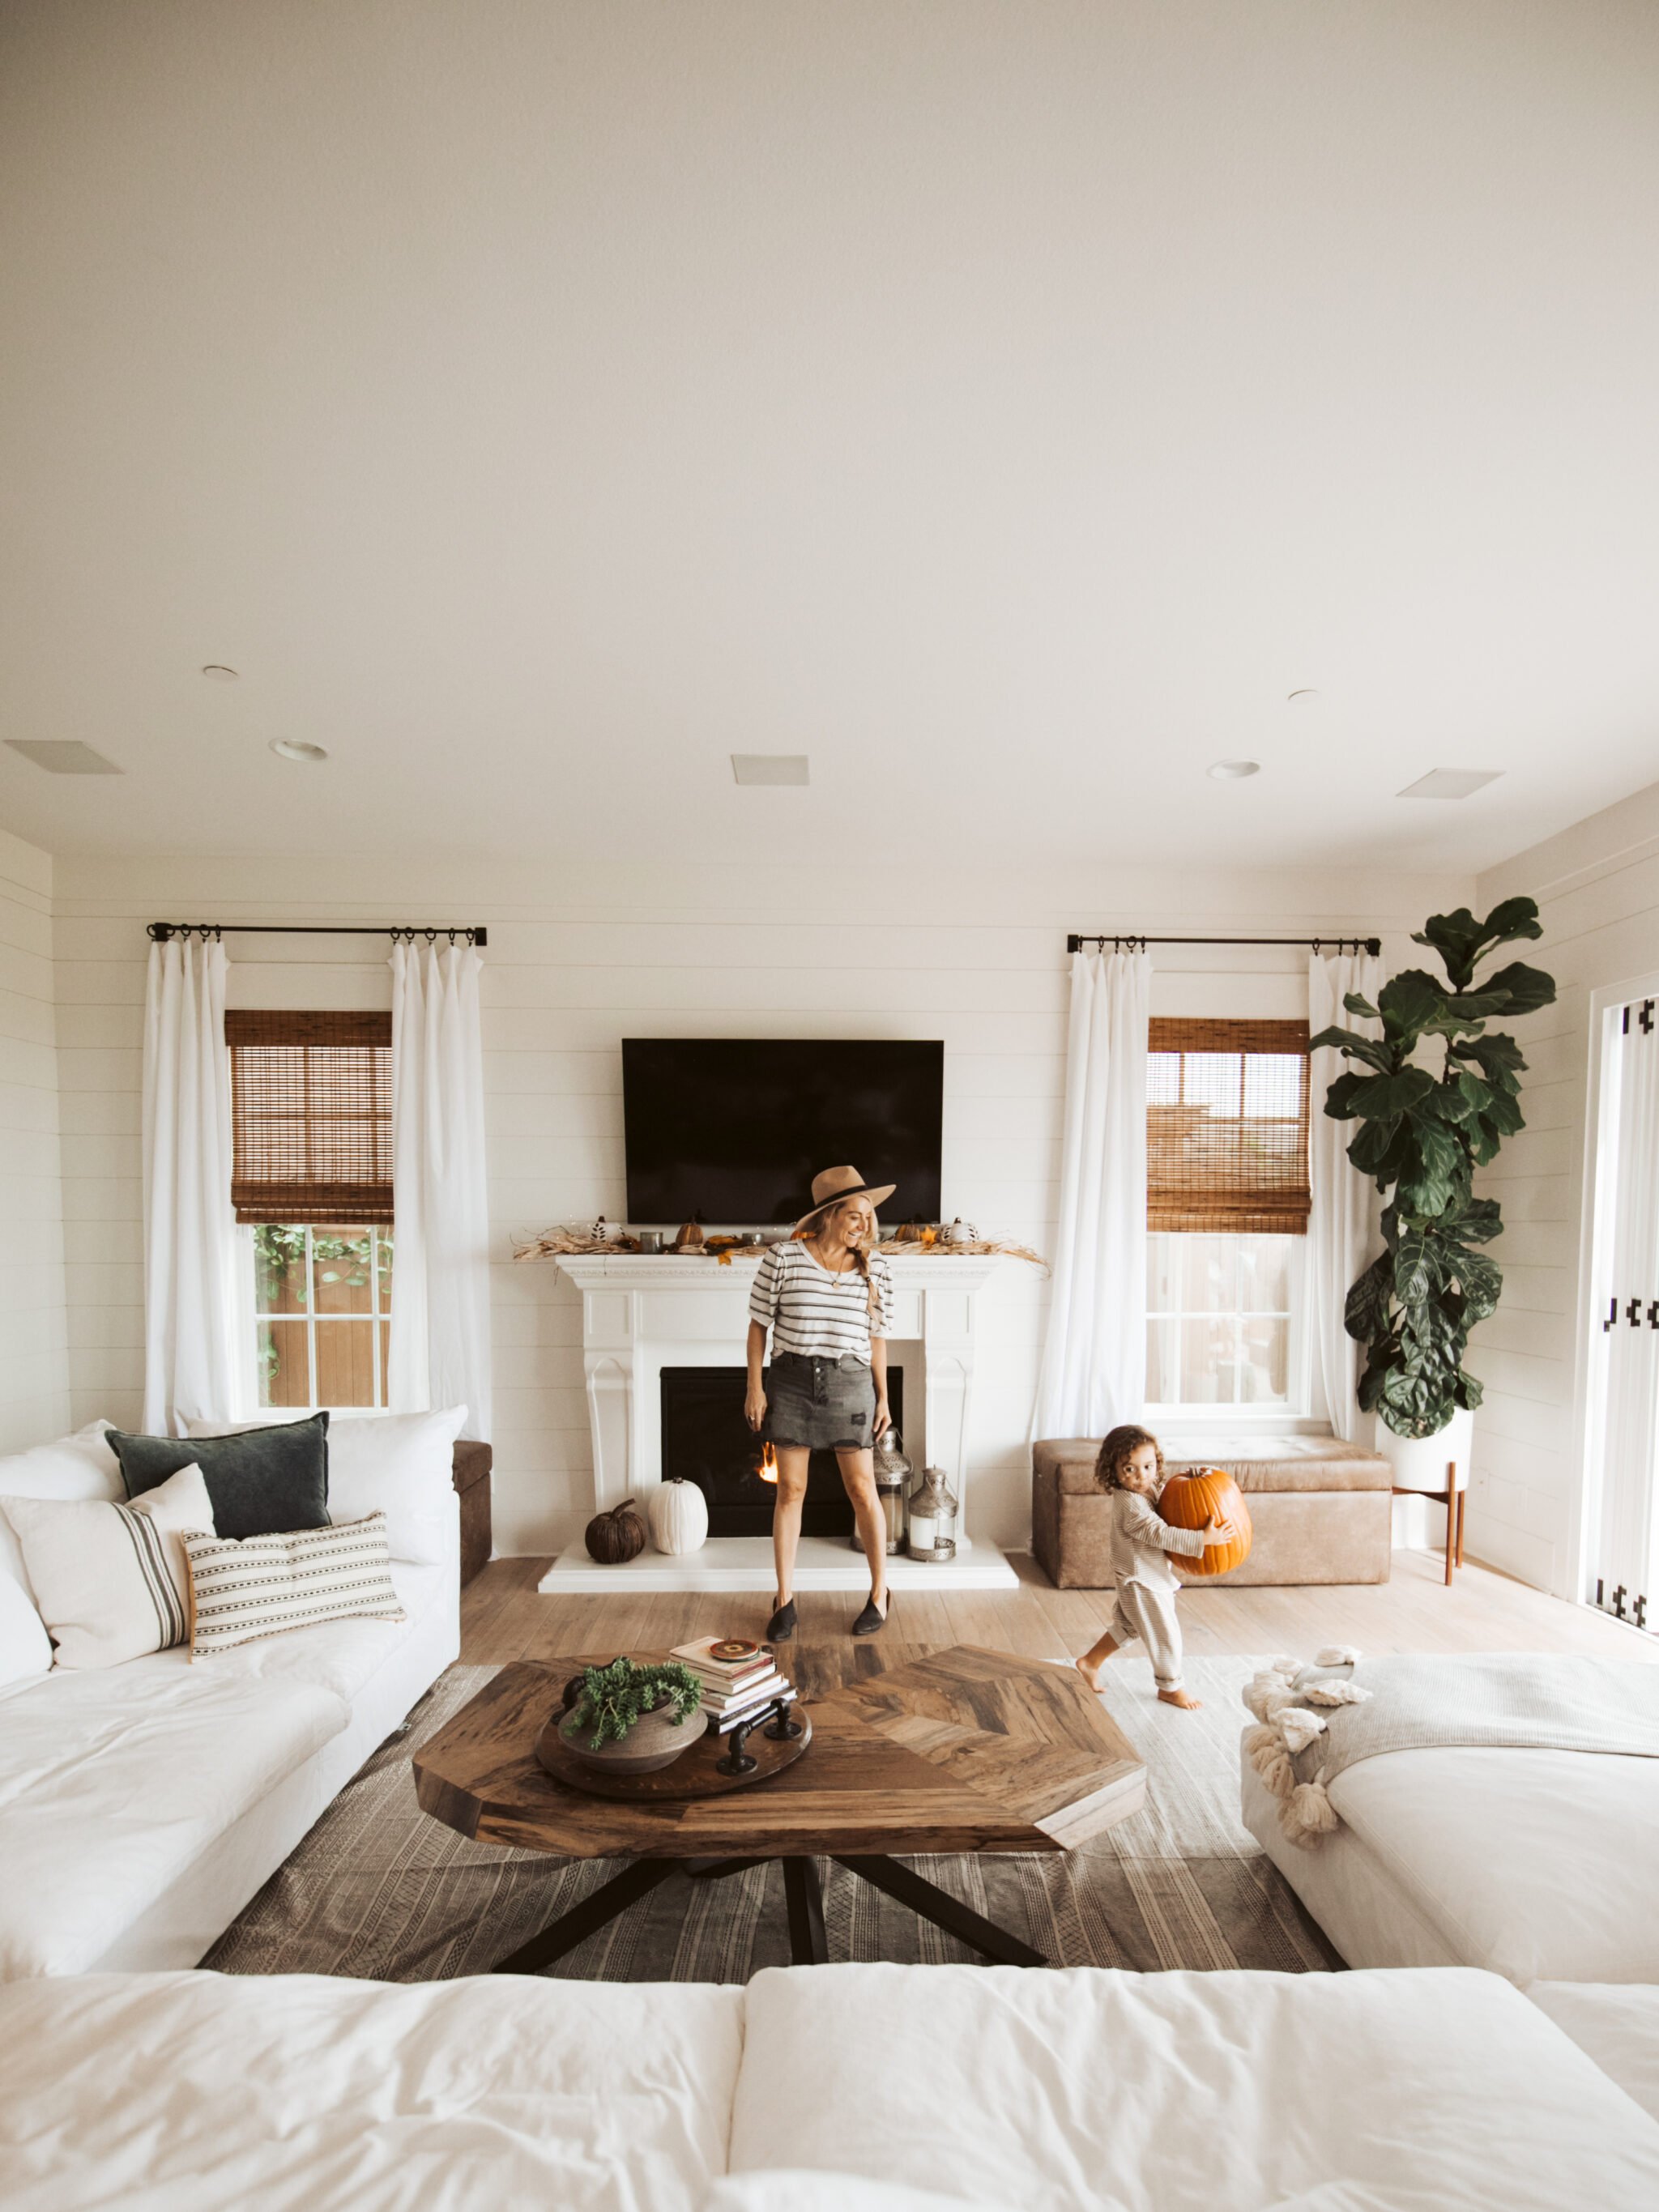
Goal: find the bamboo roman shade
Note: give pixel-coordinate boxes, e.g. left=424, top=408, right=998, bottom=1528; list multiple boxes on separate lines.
left=1147, top=1016, right=1311, bottom=1234
left=226, top=1011, right=394, bottom=1225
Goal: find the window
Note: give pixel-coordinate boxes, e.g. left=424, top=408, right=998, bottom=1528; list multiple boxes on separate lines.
left=254, top=1224, right=394, bottom=1409
left=227, top=1012, right=394, bottom=1409
left=1145, top=1019, right=1311, bottom=1415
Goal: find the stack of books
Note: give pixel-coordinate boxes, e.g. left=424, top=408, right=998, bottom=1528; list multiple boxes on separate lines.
left=671, top=1635, right=797, bottom=1735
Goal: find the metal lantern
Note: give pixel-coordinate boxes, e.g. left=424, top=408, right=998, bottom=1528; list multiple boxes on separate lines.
left=851, top=1425, right=912, bottom=1554
left=906, top=1464, right=958, bottom=1562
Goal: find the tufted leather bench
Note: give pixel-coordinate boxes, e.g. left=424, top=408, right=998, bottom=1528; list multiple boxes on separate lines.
left=1031, top=1433, right=1392, bottom=1587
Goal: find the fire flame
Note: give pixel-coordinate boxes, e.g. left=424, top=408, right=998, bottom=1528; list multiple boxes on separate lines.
left=757, top=1443, right=778, bottom=1485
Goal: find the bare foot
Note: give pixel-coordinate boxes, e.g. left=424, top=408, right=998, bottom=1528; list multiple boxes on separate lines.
left=1075, top=1655, right=1105, bottom=1692
left=1158, top=1687, right=1203, bottom=1710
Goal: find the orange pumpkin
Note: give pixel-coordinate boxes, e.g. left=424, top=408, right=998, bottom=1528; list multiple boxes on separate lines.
left=1158, top=1468, right=1253, bottom=1579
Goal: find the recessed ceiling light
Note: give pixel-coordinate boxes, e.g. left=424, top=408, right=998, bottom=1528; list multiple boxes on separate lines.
left=731, top=753, right=809, bottom=786
left=1208, top=760, right=1260, bottom=781
left=201, top=664, right=239, bottom=681
left=5, top=739, right=122, bottom=774
left=1286, top=688, right=1320, bottom=703
left=270, top=739, right=327, bottom=764
left=1397, top=769, right=1503, bottom=800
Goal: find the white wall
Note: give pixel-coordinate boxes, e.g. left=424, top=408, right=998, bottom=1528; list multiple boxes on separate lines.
left=1471, top=779, right=1659, bottom=1596
left=52, top=851, right=1464, bottom=1556
left=0, top=823, right=70, bottom=1452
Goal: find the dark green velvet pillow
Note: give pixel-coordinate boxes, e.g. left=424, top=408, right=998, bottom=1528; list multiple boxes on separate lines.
left=111, top=1412, right=331, bottom=1539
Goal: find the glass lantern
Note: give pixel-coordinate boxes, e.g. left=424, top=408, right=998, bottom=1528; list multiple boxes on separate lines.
left=854, top=1425, right=913, bottom=1554
left=906, top=1465, right=958, bottom=1562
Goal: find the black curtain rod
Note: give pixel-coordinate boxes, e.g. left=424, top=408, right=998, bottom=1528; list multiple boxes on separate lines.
left=1067, top=931, right=1379, bottom=956
left=147, top=922, right=487, bottom=946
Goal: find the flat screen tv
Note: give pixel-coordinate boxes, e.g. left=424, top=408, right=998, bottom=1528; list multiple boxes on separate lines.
left=622, top=1038, right=944, bottom=1226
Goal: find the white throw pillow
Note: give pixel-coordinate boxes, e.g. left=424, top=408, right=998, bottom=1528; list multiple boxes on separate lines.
left=0, top=1572, right=53, bottom=1690
left=0, top=1464, right=215, bottom=1670
left=182, top=1511, right=406, bottom=1655
left=0, top=1421, right=122, bottom=1601
left=186, top=1406, right=467, bottom=1566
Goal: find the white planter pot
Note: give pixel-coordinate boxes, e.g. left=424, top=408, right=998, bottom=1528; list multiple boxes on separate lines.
left=1375, top=1407, right=1473, bottom=1552
left=1374, top=1405, right=1473, bottom=1492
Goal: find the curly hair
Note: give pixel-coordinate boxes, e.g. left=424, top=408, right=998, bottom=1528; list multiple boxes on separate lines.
left=1094, top=1424, right=1165, bottom=1493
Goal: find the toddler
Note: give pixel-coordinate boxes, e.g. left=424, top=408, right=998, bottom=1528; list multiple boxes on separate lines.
left=1074, top=1423, right=1235, bottom=1711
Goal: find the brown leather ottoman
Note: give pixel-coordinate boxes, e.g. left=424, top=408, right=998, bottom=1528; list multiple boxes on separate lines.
left=1031, top=1434, right=1392, bottom=1588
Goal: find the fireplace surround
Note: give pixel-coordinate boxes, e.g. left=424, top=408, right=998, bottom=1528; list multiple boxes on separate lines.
left=536, top=1252, right=1017, bottom=1592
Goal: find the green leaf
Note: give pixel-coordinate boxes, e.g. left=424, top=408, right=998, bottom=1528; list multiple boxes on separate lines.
left=1411, top=908, right=1488, bottom=989
left=1341, top=991, right=1380, bottom=1021
left=1323, top=1072, right=1371, bottom=1122
left=1344, top=1255, right=1392, bottom=1345
left=1454, top=1032, right=1526, bottom=1076
left=1310, top=1025, right=1394, bottom=1073
left=1392, top=1231, right=1439, bottom=1306
left=1479, top=961, right=1558, bottom=1018
left=1377, top=970, right=1450, bottom=1041
left=1452, top=1251, right=1502, bottom=1323
left=1476, top=895, right=1543, bottom=948
left=1348, top=1066, right=1436, bottom=1119
left=1446, top=1196, right=1503, bottom=1246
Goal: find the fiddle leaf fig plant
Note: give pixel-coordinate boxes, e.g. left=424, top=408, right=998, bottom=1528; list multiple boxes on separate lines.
left=1311, top=897, right=1556, bottom=1439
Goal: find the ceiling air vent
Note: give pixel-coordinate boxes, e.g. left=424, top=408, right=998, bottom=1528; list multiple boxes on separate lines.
left=1397, top=769, right=1502, bottom=800
left=731, top=754, right=808, bottom=786
left=6, top=740, right=123, bottom=775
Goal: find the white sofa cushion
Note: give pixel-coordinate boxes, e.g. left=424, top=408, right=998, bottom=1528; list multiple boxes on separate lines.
left=1, top=1465, right=215, bottom=1670
left=0, top=1422, right=121, bottom=1600
left=187, top=1406, right=467, bottom=1566
left=730, top=1963, right=1659, bottom=2210
left=1327, top=1745, right=1659, bottom=1984
left=170, top=1559, right=442, bottom=1704
left=0, top=1969, right=744, bottom=2210
left=0, top=1573, right=52, bottom=1691
left=1529, top=1982, right=1659, bottom=2125
left=0, top=1665, right=347, bottom=1979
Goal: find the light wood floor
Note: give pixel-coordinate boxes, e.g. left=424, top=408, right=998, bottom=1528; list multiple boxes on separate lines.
left=462, top=1547, right=1658, bottom=1698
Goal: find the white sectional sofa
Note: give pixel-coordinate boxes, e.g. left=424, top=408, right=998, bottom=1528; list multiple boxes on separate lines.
left=1, top=1960, right=1657, bottom=2210
left=1241, top=1740, right=1659, bottom=1985
left=0, top=1417, right=460, bottom=1980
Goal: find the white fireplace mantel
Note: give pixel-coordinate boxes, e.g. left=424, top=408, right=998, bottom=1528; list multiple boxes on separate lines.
left=535, top=1251, right=1017, bottom=1592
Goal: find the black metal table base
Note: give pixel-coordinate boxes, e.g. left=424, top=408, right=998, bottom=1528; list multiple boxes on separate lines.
left=490, top=1853, right=1047, bottom=1974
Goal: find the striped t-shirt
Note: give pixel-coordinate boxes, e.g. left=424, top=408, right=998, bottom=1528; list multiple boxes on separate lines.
left=748, top=1238, right=895, bottom=1362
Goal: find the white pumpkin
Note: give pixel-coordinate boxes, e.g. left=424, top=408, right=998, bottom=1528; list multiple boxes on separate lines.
left=647, top=1477, right=709, bottom=1555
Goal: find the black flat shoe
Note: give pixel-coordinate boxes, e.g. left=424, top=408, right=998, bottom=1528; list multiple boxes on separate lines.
left=851, top=1592, right=893, bottom=1637
left=767, top=1599, right=797, bottom=1643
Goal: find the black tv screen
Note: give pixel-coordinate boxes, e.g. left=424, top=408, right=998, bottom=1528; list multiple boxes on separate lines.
left=622, top=1038, right=944, bottom=1226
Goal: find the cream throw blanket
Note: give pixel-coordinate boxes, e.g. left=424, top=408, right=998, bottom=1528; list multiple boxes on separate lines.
left=1242, top=1652, right=1659, bottom=1849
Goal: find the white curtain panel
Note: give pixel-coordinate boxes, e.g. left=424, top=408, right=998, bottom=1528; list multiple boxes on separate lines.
left=142, top=935, right=240, bottom=1433
left=1033, top=947, right=1152, bottom=1440
left=1307, top=949, right=1384, bottom=1442
left=388, top=940, right=493, bottom=1440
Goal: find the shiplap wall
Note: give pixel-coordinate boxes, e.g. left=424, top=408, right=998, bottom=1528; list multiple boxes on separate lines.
left=0, top=825, right=70, bottom=1453
left=1471, top=778, right=1659, bottom=1596
left=51, top=852, right=1462, bottom=1557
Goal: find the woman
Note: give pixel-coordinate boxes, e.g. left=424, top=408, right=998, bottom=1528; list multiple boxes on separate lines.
left=745, top=1164, right=897, bottom=1641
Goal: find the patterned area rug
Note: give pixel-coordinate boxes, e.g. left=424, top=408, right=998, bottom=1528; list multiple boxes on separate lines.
left=203, top=1657, right=1340, bottom=1981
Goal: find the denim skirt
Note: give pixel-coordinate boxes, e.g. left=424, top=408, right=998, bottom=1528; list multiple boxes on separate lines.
left=766, top=1352, right=877, bottom=1451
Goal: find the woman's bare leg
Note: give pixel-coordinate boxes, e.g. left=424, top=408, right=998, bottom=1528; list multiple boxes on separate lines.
left=770, top=1447, right=811, bottom=1608
left=836, top=1447, right=889, bottom=1613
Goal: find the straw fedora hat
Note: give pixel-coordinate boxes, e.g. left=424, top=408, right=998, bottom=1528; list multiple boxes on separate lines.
left=792, top=1164, right=897, bottom=1235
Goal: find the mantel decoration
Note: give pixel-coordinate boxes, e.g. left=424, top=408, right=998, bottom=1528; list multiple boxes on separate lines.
left=514, top=1220, right=1048, bottom=1268
left=906, top=1464, right=958, bottom=1561
left=1311, top=897, right=1557, bottom=1442
left=556, top=1657, right=706, bottom=1775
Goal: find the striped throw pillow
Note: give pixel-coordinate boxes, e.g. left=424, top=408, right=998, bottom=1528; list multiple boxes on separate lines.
left=183, top=1512, right=406, bottom=1656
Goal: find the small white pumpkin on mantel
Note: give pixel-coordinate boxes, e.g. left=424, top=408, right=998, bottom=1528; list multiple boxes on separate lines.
left=647, top=1476, right=709, bottom=1555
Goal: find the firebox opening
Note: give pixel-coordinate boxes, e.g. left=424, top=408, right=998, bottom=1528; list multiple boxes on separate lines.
left=659, top=1365, right=906, bottom=1540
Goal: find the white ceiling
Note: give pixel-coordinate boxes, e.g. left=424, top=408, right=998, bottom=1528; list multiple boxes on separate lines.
left=2, top=0, right=1657, bottom=870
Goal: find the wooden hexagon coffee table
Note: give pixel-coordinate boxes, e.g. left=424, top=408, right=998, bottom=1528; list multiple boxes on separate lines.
left=414, top=1644, right=1145, bottom=1971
